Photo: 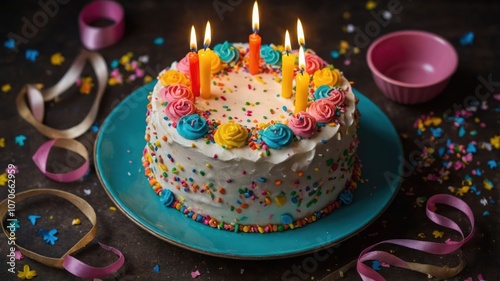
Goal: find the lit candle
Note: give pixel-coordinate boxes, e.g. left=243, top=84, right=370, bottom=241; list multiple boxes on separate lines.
left=281, top=30, right=295, bottom=99
left=294, top=46, right=310, bottom=113
left=248, top=1, right=261, bottom=75
left=198, top=21, right=212, bottom=99
left=297, top=19, right=306, bottom=48
left=189, top=26, right=200, bottom=97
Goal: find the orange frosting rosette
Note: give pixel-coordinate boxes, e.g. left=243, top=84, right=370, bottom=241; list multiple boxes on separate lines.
left=312, top=68, right=342, bottom=89
left=214, top=121, right=248, bottom=149
left=210, top=51, right=223, bottom=74
left=159, top=70, right=190, bottom=87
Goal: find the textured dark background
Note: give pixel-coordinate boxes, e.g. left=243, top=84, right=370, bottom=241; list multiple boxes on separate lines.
left=0, top=0, right=499, bottom=280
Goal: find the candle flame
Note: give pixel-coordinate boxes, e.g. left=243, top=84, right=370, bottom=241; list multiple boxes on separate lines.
left=204, top=21, right=211, bottom=47
left=252, top=1, right=259, bottom=32
left=298, top=46, right=306, bottom=70
left=297, top=19, right=305, bottom=46
left=190, top=25, right=197, bottom=51
left=285, top=30, right=291, bottom=53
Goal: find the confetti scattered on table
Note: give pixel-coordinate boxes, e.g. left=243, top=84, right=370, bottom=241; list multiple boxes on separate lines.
left=50, top=52, right=65, bottom=65
left=0, top=137, right=5, bottom=147
left=4, top=38, right=15, bottom=49
left=191, top=270, right=201, bottom=278
left=79, top=76, right=94, bottom=94
left=2, top=83, right=11, bottom=93
left=0, top=173, right=7, bottom=186
left=153, top=264, right=160, bottom=273
left=83, top=189, right=91, bottom=195
left=365, top=0, right=377, bottom=10
left=432, top=230, right=444, bottom=238
left=460, top=31, right=475, bottom=46
left=39, top=228, right=58, bottom=245
left=371, top=260, right=381, bottom=271
left=153, top=37, right=165, bottom=45
left=15, top=250, right=23, bottom=260
left=28, top=215, right=41, bottom=226
left=72, top=218, right=81, bottom=225
left=15, top=135, right=27, bottom=146
left=25, top=49, right=39, bottom=62
left=17, top=264, right=37, bottom=280
left=109, top=206, right=117, bottom=211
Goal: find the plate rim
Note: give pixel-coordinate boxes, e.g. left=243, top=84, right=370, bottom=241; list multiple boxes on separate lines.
left=94, top=81, right=403, bottom=259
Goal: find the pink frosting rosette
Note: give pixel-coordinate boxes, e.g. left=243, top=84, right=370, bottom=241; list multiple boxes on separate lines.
left=325, top=88, right=346, bottom=107
left=307, top=99, right=337, bottom=123
left=287, top=112, right=317, bottom=138
left=176, top=54, right=191, bottom=78
left=164, top=98, right=196, bottom=121
left=159, top=84, right=194, bottom=103
left=305, top=53, right=325, bottom=75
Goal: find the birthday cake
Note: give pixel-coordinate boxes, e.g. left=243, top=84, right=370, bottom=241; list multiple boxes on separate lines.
left=142, top=42, right=360, bottom=233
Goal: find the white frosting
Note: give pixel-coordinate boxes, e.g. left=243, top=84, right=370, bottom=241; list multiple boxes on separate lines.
left=143, top=44, right=359, bottom=227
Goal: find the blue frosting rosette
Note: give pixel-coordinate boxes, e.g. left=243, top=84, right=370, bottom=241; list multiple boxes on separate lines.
left=260, top=123, right=293, bottom=149
left=260, top=45, right=282, bottom=65
left=213, top=41, right=240, bottom=63
left=313, top=85, right=334, bottom=100
left=176, top=114, right=209, bottom=140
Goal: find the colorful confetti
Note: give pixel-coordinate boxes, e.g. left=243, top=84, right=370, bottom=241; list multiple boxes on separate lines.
left=153, top=264, right=160, bottom=273
left=0, top=173, right=7, bottom=186
left=15, top=135, right=26, bottom=146
left=191, top=270, right=201, bottom=278
left=17, top=264, right=37, bottom=280
left=50, top=52, right=65, bottom=65
left=4, top=38, right=15, bottom=49
left=25, top=49, right=39, bottom=62
left=39, top=228, right=59, bottom=245
left=2, top=84, right=11, bottom=93
left=153, top=37, right=165, bottom=45
left=28, top=215, right=41, bottom=226
left=460, top=31, right=475, bottom=46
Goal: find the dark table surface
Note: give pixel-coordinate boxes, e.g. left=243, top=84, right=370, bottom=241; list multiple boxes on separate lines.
left=1, top=0, right=499, bottom=280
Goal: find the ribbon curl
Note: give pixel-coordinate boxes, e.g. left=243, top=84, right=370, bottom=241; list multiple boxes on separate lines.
left=0, top=189, right=125, bottom=278
left=320, top=194, right=474, bottom=281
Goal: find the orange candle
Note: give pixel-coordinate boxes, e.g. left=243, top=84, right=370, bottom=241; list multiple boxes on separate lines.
left=189, top=26, right=200, bottom=97
left=281, top=30, right=295, bottom=98
left=294, top=46, right=310, bottom=113
left=198, top=21, right=212, bottom=99
left=248, top=1, right=261, bottom=75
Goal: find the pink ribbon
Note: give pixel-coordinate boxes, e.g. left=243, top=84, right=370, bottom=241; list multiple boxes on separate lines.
left=356, top=194, right=474, bottom=280
left=32, top=139, right=89, bottom=182
left=63, top=242, right=125, bottom=278
left=79, top=0, right=125, bottom=50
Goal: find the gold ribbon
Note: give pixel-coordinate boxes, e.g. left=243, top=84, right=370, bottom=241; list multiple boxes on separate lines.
left=16, top=50, right=107, bottom=139
left=0, top=189, right=97, bottom=269
left=320, top=254, right=466, bottom=280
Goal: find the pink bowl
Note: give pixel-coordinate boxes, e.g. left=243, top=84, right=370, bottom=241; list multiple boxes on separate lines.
left=367, top=30, right=458, bottom=104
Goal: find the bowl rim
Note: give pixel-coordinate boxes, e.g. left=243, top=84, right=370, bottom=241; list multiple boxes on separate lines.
left=366, top=30, right=458, bottom=88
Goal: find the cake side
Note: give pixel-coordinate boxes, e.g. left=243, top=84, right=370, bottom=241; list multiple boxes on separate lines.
left=142, top=43, right=361, bottom=232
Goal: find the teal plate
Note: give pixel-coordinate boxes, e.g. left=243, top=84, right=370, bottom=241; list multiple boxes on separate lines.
left=95, top=81, right=403, bottom=259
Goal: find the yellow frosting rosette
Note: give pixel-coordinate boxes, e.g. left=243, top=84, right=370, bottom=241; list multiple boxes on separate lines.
left=159, top=70, right=190, bottom=87
left=214, top=121, right=248, bottom=149
left=312, top=67, right=342, bottom=89
left=209, top=51, right=223, bottom=74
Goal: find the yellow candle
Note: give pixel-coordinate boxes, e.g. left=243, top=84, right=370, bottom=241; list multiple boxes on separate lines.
left=294, top=46, right=309, bottom=113
left=198, top=21, right=212, bottom=99
left=281, top=30, right=295, bottom=99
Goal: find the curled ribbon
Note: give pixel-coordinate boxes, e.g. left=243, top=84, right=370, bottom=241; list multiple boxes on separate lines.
left=32, top=139, right=89, bottom=182
left=16, top=50, right=107, bottom=182
left=0, top=189, right=124, bottom=278
left=79, top=0, right=125, bottom=50
left=16, top=50, right=107, bottom=139
left=321, top=194, right=474, bottom=280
